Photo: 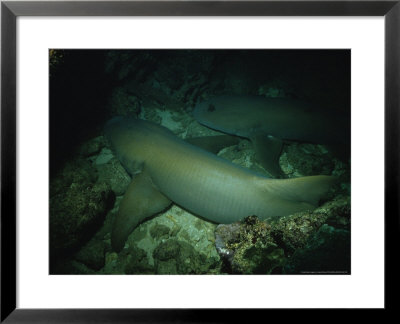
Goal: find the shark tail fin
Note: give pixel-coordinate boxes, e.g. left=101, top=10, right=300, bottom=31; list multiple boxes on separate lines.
left=258, top=175, right=339, bottom=207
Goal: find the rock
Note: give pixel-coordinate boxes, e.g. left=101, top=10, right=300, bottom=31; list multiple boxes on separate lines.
left=149, top=224, right=170, bottom=240
left=95, top=148, right=114, bottom=165
left=152, top=239, right=219, bottom=274
left=156, top=260, right=178, bottom=274
left=280, top=143, right=335, bottom=177
left=50, top=158, right=98, bottom=196
left=283, top=224, right=350, bottom=274
left=108, top=86, right=141, bottom=117
left=104, top=51, right=156, bottom=81
left=271, top=211, right=328, bottom=256
left=101, top=251, right=126, bottom=274
left=214, top=196, right=350, bottom=274
left=50, top=259, right=96, bottom=275
left=184, top=120, right=224, bottom=139
left=317, top=195, right=351, bottom=229
left=50, top=158, right=115, bottom=255
left=125, top=245, right=154, bottom=274
left=79, top=136, right=106, bottom=157
left=153, top=239, right=180, bottom=261
left=105, top=252, right=118, bottom=266
left=236, top=244, right=285, bottom=274
left=115, top=205, right=220, bottom=275
left=96, top=157, right=131, bottom=196
left=217, top=140, right=270, bottom=176
left=271, top=195, right=351, bottom=255
left=74, top=239, right=106, bottom=271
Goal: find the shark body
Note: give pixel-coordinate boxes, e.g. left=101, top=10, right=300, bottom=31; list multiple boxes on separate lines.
left=105, top=117, right=337, bottom=251
left=193, top=95, right=350, bottom=177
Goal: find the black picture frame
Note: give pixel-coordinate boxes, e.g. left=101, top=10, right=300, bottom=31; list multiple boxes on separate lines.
left=1, top=0, right=398, bottom=321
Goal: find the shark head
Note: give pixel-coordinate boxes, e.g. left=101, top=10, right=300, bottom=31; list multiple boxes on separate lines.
left=193, top=96, right=249, bottom=136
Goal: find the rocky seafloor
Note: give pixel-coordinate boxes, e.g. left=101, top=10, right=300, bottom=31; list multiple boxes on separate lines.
left=50, top=50, right=351, bottom=275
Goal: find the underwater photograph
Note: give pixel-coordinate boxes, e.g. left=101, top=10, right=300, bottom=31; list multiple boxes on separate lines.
left=49, top=49, right=351, bottom=275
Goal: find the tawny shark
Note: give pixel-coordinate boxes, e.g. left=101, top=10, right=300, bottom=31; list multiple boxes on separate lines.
left=193, top=95, right=350, bottom=177
left=105, top=117, right=337, bottom=252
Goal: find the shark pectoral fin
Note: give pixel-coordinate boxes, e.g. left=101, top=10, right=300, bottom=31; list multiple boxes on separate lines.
left=185, top=135, right=241, bottom=154
left=111, top=170, right=171, bottom=252
left=249, top=132, right=284, bottom=178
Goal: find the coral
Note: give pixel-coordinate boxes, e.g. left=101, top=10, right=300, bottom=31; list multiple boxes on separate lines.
left=214, top=195, right=350, bottom=273
left=271, top=195, right=351, bottom=255
left=215, top=216, right=285, bottom=274
left=271, top=211, right=328, bottom=255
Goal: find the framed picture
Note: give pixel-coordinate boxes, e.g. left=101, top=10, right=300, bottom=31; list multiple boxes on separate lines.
left=1, top=0, right=397, bottom=321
